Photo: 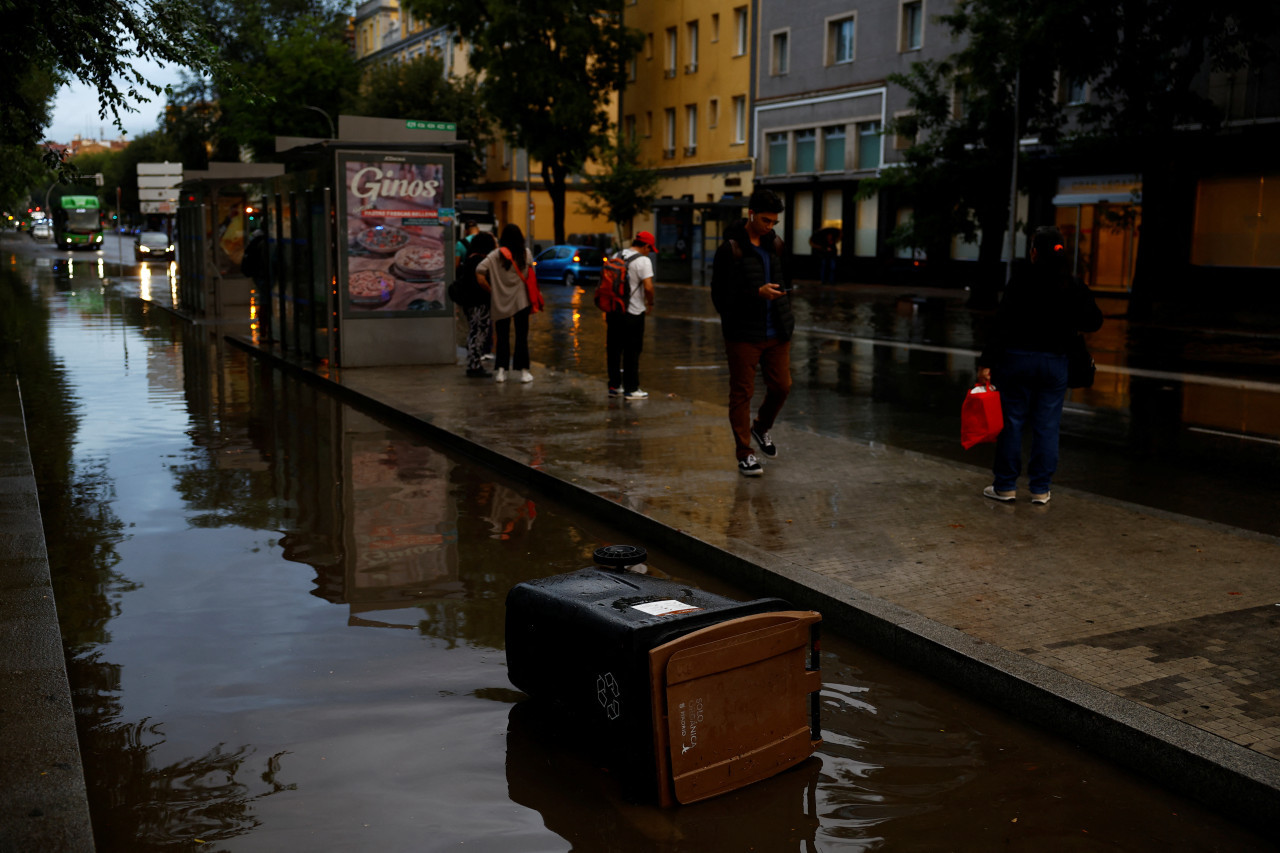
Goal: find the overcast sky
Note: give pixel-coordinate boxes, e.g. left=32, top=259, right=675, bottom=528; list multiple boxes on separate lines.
left=46, top=59, right=188, bottom=144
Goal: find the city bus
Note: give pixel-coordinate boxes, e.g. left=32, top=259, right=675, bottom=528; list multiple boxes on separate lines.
left=55, top=195, right=104, bottom=250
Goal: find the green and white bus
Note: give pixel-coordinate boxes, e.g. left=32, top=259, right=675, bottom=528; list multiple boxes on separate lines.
left=56, top=195, right=104, bottom=250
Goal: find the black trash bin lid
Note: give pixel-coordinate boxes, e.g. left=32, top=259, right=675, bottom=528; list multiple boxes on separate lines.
left=593, top=544, right=647, bottom=569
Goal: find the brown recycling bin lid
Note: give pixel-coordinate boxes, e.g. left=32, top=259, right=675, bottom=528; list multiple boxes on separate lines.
left=647, top=611, right=822, bottom=806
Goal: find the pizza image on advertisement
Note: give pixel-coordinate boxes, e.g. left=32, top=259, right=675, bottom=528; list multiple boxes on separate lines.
left=348, top=269, right=396, bottom=306
left=392, top=241, right=446, bottom=281
left=356, top=225, right=411, bottom=254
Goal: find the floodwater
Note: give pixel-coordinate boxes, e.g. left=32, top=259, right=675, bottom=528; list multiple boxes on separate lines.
left=3, top=234, right=1274, bottom=851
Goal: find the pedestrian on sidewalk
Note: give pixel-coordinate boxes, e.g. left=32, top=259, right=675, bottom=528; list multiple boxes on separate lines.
left=977, top=226, right=1103, bottom=504
left=477, top=224, right=539, bottom=383
left=711, top=189, right=793, bottom=477
left=457, top=230, right=497, bottom=377
left=606, top=231, right=657, bottom=399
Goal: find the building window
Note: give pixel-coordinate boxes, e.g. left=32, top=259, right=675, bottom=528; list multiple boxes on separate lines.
left=893, top=112, right=915, bottom=150
left=711, top=13, right=720, bottom=42
left=1192, top=175, right=1280, bottom=268
left=767, top=132, right=788, bottom=175
left=771, top=30, right=789, bottom=75
left=686, top=21, right=698, bottom=72
left=1062, top=77, right=1089, bottom=105
left=792, top=190, right=813, bottom=255
left=644, top=111, right=653, bottom=137
left=951, top=80, right=969, bottom=120
left=857, top=121, right=882, bottom=170
left=645, top=33, right=654, bottom=60
left=665, top=27, right=677, bottom=77
left=827, top=15, right=855, bottom=65
left=627, top=56, right=637, bottom=82
left=709, top=97, right=720, bottom=128
left=664, top=108, right=676, bottom=157
left=733, top=95, right=746, bottom=144
left=901, top=1, right=924, bottom=51
left=794, top=129, right=816, bottom=173
left=624, top=115, right=636, bottom=143
left=823, top=126, right=846, bottom=171
left=734, top=7, right=748, bottom=56
left=685, top=104, right=698, bottom=154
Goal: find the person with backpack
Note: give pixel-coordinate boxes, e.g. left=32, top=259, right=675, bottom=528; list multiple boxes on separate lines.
left=604, top=231, right=656, bottom=399
left=454, top=230, right=497, bottom=377
left=710, top=189, right=793, bottom=477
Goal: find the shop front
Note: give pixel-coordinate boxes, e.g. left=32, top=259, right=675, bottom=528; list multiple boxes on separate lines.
left=1052, top=175, right=1143, bottom=293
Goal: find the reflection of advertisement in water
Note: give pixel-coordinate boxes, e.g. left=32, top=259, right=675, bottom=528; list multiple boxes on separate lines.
left=347, top=437, right=458, bottom=611
left=337, top=150, right=455, bottom=318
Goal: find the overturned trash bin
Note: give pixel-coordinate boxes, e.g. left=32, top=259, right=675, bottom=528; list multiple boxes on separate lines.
left=505, top=545, right=822, bottom=806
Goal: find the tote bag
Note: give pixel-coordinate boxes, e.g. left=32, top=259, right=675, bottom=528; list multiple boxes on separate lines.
left=961, top=383, right=1003, bottom=449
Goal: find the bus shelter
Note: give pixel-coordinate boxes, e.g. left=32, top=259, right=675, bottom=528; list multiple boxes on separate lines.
left=260, top=116, right=461, bottom=368
left=652, top=195, right=743, bottom=286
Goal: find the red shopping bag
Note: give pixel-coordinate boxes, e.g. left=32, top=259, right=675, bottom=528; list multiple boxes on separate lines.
left=961, top=383, right=1003, bottom=449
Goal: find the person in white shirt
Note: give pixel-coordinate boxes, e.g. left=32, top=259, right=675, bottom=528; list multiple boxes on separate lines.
left=607, top=231, right=656, bottom=399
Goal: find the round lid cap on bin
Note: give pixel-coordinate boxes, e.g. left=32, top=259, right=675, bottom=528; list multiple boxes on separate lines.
left=593, top=544, right=648, bottom=569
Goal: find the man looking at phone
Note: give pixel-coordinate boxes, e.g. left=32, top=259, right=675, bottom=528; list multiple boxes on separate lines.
left=710, top=189, right=793, bottom=477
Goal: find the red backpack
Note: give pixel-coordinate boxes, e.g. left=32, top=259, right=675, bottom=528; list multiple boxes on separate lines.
left=593, top=253, right=640, bottom=313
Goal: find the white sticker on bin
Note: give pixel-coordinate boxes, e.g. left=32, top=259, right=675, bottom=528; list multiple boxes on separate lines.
left=632, top=599, right=704, bottom=616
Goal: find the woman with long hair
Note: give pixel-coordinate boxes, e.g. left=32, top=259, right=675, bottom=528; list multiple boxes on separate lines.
left=476, top=224, right=537, bottom=382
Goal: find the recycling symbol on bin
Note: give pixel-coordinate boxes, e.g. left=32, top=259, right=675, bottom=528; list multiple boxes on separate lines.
left=596, top=672, right=621, bottom=720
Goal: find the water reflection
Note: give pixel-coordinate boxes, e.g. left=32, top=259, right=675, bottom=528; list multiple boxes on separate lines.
left=4, top=243, right=1276, bottom=851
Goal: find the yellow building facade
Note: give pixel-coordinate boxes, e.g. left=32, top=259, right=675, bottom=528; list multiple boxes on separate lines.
left=622, top=0, right=755, bottom=281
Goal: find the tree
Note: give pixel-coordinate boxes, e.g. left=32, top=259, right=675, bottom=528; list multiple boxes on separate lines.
left=868, top=0, right=1279, bottom=312
left=405, top=0, right=643, bottom=243
left=356, top=54, right=492, bottom=188
left=3, top=0, right=226, bottom=155
left=167, top=1, right=360, bottom=162
left=576, top=136, right=660, bottom=248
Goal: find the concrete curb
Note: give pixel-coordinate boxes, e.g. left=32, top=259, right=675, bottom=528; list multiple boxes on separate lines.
left=230, top=337, right=1280, bottom=836
left=0, top=376, right=94, bottom=853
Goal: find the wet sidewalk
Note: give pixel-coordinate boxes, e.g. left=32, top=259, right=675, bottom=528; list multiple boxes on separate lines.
left=233, top=325, right=1280, bottom=832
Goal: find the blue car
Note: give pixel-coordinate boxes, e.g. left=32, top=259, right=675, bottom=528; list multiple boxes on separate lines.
left=531, top=244, right=604, bottom=288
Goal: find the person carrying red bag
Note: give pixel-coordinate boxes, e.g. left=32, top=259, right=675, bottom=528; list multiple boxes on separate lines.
left=976, top=226, right=1102, bottom=505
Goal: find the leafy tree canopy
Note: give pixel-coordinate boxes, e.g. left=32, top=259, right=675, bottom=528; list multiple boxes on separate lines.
left=167, top=0, right=360, bottom=163
left=405, top=0, right=643, bottom=242
left=2, top=0, right=227, bottom=161
left=576, top=136, right=660, bottom=248
left=355, top=53, right=492, bottom=187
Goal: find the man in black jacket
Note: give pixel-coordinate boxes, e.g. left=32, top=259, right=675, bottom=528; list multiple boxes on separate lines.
left=711, top=189, right=793, bottom=476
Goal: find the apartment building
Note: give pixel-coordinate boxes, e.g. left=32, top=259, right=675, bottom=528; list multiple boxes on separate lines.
left=622, top=0, right=755, bottom=281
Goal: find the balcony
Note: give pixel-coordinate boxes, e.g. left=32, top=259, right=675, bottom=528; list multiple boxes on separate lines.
left=683, top=145, right=697, bottom=157
left=663, top=148, right=676, bottom=160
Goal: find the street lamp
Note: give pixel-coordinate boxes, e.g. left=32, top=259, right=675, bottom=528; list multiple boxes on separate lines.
left=303, top=105, right=336, bottom=139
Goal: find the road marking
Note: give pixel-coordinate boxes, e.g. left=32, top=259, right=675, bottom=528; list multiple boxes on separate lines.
left=1188, top=427, right=1280, bottom=446
left=666, top=314, right=1280, bottom=395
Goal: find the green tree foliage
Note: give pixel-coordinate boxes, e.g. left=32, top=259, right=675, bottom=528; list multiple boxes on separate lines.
left=576, top=136, right=660, bottom=248
left=867, top=0, right=1278, bottom=308
left=168, top=0, right=360, bottom=162
left=356, top=53, right=491, bottom=187
left=2, top=0, right=226, bottom=175
left=406, top=0, right=643, bottom=243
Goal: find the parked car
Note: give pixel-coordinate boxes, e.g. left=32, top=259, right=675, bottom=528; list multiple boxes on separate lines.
left=530, top=244, right=604, bottom=288
left=134, top=231, right=174, bottom=261
left=30, top=221, right=53, bottom=241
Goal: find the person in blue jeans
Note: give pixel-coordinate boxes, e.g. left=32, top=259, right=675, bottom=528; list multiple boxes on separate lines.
left=976, top=227, right=1102, bottom=504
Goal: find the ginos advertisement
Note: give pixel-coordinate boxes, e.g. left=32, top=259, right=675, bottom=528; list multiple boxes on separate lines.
left=338, top=151, right=454, bottom=318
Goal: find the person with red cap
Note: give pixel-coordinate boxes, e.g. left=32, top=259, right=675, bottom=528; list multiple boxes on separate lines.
left=606, top=231, right=657, bottom=399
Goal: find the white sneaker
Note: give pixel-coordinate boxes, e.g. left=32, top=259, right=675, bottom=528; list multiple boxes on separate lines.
left=495, top=368, right=507, bottom=383
left=624, top=388, right=648, bottom=399
left=520, top=369, right=533, bottom=383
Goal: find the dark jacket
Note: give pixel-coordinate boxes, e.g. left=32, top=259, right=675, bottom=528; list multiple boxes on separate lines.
left=710, top=218, right=794, bottom=343
left=978, top=265, right=1103, bottom=367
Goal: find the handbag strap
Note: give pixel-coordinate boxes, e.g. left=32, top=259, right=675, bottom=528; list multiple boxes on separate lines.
left=499, top=247, right=530, bottom=286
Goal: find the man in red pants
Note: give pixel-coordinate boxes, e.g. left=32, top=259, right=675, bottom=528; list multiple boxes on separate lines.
left=710, top=189, right=793, bottom=476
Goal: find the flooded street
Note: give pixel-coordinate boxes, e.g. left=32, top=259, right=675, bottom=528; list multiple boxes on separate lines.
left=3, top=233, right=1274, bottom=850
